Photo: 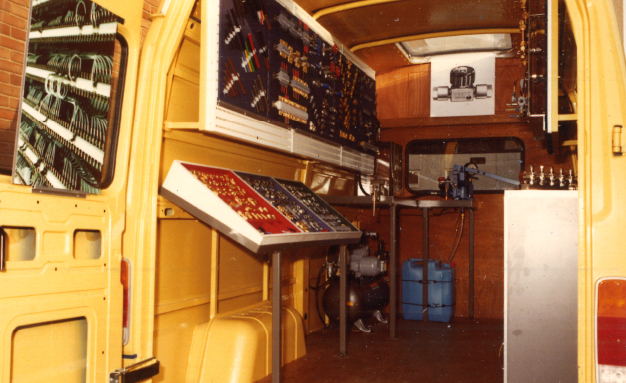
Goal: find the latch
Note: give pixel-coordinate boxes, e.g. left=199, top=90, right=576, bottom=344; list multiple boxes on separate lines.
left=110, top=357, right=160, bottom=383
left=613, top=125, right=623, bottom=155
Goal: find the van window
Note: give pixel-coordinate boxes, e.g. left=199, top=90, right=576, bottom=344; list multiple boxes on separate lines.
left=13, top=1, right=126, bottom=194
left=406, top=137, right=525, bottom=194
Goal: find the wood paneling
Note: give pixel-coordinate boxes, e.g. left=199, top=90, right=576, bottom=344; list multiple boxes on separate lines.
left=376, top=67, right=411, bottom=120
left=354, top=44, right=412, bottom=73
left=312, top=0, right=522, bottom=49
left=407, top=65, right=431, bottom=117
left=377, top=58, right=527, bottom=127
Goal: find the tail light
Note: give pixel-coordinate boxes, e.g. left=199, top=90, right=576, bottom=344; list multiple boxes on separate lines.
left=121, top=258, right=132, bottom=345
left=597, top=278, right=626, bottom=382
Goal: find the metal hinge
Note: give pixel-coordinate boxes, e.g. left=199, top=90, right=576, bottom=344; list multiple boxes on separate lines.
left=110, top=357, right=160, bottom=383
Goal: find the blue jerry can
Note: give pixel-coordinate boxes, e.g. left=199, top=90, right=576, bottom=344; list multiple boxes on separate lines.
left=401, top=259, right=455, bottom=322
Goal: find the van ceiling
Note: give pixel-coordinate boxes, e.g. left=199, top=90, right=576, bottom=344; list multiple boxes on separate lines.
left=296, top=0, right=523, bottom=72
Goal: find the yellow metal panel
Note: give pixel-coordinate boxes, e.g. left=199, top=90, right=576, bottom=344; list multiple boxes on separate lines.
left=564, top=0, right=626, bottom=380
left=122, top=0, right=197, bottom=363
left=156, top=220, right=212, bottom=307
left=153, top=304, right=211, bottom=383
left=11, top=318, right=87, bottom=383
left=73, top=231, right=102, bottom=260
left=4, top=228, right=36, bottom=261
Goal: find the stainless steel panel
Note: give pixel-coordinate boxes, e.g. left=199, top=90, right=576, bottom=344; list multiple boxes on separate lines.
left=504, top=190, right=578, bottom=382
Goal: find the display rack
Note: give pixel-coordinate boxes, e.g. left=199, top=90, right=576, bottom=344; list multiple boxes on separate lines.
left=160, top=161, right=362, bottom=253
left=161, top=160, right=361, bottom=383
left=197, top=0, right=377, bottom=177
left=13, top=0, right=120, bottom=193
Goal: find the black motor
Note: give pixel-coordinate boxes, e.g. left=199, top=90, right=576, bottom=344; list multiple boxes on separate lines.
left=322, top=276, right=390, bottom=331
left=318, top=235, right=390, bottom=332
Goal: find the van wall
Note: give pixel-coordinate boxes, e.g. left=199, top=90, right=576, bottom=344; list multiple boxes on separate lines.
left=350, top=59, right=575, bottom=319
left=152, top=15, right=354, bottom=381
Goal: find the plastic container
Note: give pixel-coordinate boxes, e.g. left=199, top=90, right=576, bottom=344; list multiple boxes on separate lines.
left=402, top=259, right=455, bottom=322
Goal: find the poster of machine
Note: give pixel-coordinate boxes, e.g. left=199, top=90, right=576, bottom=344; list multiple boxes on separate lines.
left=12, top=0, right=119, bottom=194
left=430, top=52, right=496, bottom=117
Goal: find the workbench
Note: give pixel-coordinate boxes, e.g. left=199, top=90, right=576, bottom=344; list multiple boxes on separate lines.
left=322, top=196, right=475, bottom=353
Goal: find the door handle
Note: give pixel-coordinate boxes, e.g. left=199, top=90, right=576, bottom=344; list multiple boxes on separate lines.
left=613, top=125, right=623, bottom=155
left=0, top=228, right=5, bottom=271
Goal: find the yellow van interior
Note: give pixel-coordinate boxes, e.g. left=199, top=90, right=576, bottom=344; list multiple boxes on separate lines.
left=1, top=0, right=624, bottom=382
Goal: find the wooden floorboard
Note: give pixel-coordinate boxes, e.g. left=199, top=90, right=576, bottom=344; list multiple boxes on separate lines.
left=256, top=317, right=504, bottom=383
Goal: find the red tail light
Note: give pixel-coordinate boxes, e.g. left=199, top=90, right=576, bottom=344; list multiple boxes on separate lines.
left=597, top=278, right=626, bottom=382
left=121, top=258, right=131, bottom=345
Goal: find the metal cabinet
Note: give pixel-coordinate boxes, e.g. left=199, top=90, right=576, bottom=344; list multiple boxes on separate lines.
left=504, top=190, right=578, bottom=382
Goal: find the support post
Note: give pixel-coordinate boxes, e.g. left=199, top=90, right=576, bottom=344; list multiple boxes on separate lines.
left=422, top=208, right=429, bottom=323
left=389, top=204, right=398, bottom=338
left=272, top=251, right=282, bottom=383
left=210, top=229, right=220, bottom=319
left=339, top=244, right=348, bottom=356
left=469, top=208, right=475, bottom=319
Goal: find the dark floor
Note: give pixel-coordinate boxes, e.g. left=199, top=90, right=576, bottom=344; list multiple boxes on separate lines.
left=256, top=317, right=504, bottom=383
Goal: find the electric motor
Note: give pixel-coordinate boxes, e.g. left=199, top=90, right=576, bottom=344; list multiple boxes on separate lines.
left=322, top=277, right=390, bottom=324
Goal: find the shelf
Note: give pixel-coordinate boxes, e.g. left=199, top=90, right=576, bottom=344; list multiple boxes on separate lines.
left=164, top=115, right=375, bottom=175
left=25, top=66, right=111, bottom=98
left=28, top=22, right=117, bottom=42
left=21, top=101, right=104, bottom=165
left=32, top=0, right=60, bottom=7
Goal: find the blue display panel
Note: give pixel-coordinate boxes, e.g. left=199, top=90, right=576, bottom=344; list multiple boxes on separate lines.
left=217, top=0, right=379, bottom=153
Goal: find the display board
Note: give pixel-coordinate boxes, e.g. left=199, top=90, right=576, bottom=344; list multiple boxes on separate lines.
left=12, top=0, right=121, bottom=194
left=161, top=161, right=361, bottom=253
left=217, top=0, right=379, bottom=153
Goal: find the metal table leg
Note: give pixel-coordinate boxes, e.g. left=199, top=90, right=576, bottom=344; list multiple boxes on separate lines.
left=469, top=208, right=475, bottom=319
left=339, top=245, right=348, bottom=356
left=422, top=208, right=429, bottom=323
left=389, top=204, right=397, bottom=338
left=272, top=251, right=282, bottom=383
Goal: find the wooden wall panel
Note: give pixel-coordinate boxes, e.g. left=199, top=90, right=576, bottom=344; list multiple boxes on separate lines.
left=355, top=45, right=412, bottom=74
left=407, top=65, right=430, bottom=118
left=377, top=58, right=527, bottom=127
left=376, top=67, right=410, bottom=120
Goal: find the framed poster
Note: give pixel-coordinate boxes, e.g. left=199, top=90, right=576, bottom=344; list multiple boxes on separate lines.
left=12, top=0, right=120, bottom=194
left=430, top=52, right=496, bottom=117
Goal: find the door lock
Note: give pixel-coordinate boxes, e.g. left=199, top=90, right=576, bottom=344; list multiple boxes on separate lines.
left=110, top=357, right=159, bottom=383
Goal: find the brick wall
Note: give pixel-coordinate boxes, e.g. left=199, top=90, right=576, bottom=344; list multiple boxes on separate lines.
left=0, top=0, right=159, bottom=173
left=0, top=0, right=29, bottom=172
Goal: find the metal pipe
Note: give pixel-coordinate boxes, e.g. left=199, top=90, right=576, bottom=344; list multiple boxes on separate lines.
left=469, top=208, right=475, bottom=318
left=389, top=204, right=397, bottom=338
left=339, top=245, right=348, bottom=356
left=313, top=0, right=405, bottom=20
left=422, top=208, right=429, bottom=323
left=263, top=260, right=269, bottom=301
left=272, top=251, right=282, bottom=383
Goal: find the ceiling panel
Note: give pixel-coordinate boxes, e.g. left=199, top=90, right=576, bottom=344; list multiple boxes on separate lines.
left=297, top=0, right=522, bottom=49
left=354, top=45, right=412, bottom=73
left=296, top=0, right=349, bottom=14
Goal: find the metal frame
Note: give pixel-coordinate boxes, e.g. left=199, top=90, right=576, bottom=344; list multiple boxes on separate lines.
left=404, top=136, right=526, bottom=197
